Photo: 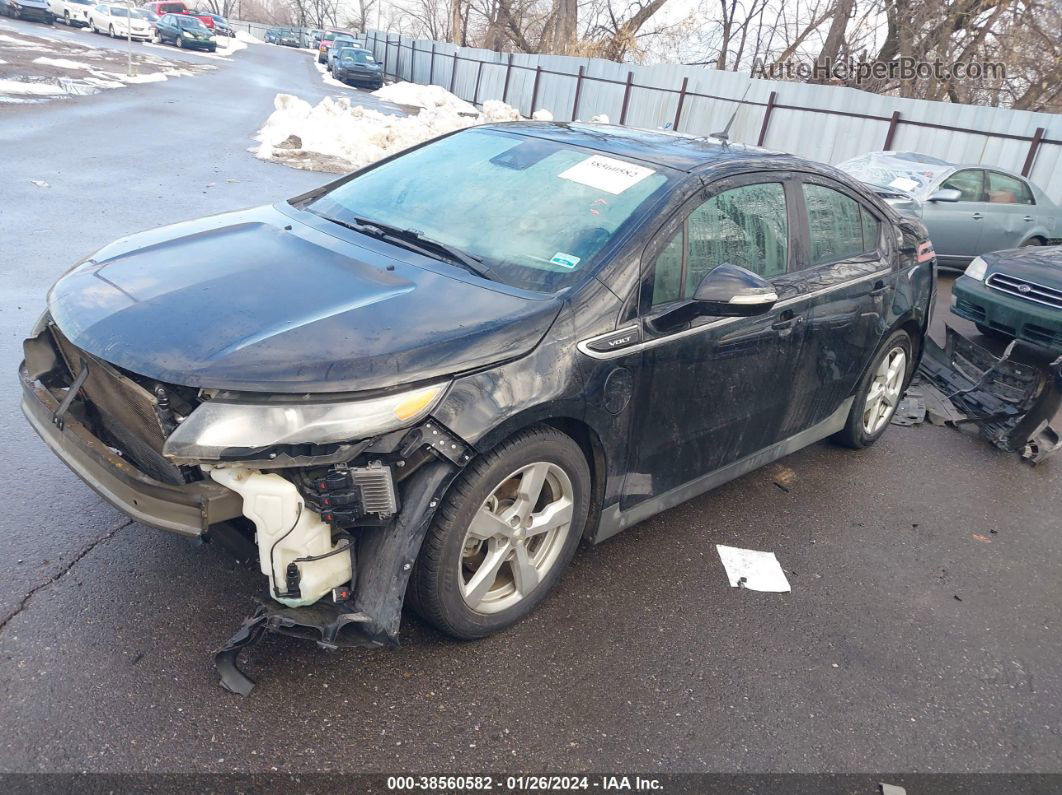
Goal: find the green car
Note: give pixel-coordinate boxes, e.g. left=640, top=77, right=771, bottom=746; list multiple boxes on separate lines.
left=952, top=246, right=1062, bottom=352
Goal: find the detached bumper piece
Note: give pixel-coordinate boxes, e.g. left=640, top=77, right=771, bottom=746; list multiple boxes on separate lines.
left=918, top=327, right=1062, bottom=463
left=215, top=600, right=383, bottom=696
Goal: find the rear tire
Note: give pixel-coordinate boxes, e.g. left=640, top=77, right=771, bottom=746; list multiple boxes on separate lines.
left=833, top=329, right=914, bottom=449
left=408, top=425, right=590, bottom=640
left=1021, top=237, right=1044, bottom=247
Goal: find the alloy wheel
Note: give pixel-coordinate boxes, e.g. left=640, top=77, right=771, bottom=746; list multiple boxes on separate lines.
left=863, top=346, right=906, bottom=435
left=458, top=461, right=575, bottom=614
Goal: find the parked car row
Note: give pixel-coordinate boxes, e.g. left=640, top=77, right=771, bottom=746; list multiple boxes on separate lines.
left=38, top=0, right=236, bottom=40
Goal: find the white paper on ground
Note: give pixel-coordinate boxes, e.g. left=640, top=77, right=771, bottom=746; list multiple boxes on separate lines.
left=716, top=545, right=791, bottom=592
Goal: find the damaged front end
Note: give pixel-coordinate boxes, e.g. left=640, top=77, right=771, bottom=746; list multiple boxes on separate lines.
left=21, top=317, right=472, bottom=694
left=917, top=327, right=1062, bottom=463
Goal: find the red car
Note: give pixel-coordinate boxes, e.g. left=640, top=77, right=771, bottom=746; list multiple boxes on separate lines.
left=317, top=28, right=357, bottom=64
left=139, top=1, right=219, bottom=32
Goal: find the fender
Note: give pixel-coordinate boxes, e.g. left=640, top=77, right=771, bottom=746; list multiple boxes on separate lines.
left=352, top=459, right=461, bottom=644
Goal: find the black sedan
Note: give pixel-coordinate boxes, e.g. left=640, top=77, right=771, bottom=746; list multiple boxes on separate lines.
left=332, top=46, right=382, bottom=88
left=21, top=124, right=933, bottom=690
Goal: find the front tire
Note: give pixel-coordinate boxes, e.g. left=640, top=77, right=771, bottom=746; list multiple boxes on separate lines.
left=833, top=329, right=914, bottom=449
left=409, top=425, right=590, bottom=639
left=108, top=24, right=114, bottom=36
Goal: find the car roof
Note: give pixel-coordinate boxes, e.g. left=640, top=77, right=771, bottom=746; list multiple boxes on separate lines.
left=876, top=150, right=1033, bottom=181
left=479, top=122, right=795, bottom=173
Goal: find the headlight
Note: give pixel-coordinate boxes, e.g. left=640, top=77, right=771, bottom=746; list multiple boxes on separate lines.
left=964, top=256, right=988, bottom=282
left=163, top=382, right=449, bottom=461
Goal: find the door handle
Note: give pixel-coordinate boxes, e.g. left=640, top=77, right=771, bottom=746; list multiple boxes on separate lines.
left=771, top=310, right=803, bottom=338
left=869, top=279, right=888, bottom=296
left=971, top=212, right=984, bottom=220
left=1023, top=215, right=1034, bottom=222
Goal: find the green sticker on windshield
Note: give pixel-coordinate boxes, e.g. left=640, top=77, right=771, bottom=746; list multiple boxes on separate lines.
left=550, top=253, right=581, bottom=269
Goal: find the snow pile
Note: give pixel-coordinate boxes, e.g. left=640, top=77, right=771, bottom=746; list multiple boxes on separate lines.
left=234, top=30, right=262, bottom=44
left=216, top=36, right=248, bottom=56
left=255, top=90, right=536, bottom=173
left=532, top=108, right=554, bottom=121
left=480, top=99, right=521, bottom=122
left=371, top=81, right=478, bottom=115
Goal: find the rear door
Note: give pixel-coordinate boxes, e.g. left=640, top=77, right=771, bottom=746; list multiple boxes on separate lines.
left=980, top=170, right=1039, bottom=251
left=788, top=176, right=895, bottom=428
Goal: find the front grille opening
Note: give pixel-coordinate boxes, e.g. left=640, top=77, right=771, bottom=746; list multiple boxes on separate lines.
left=48, top=325, right=199, bottom=485
left=956, top=299, right=986, bottom=320
left=987, top=272, right=1062, bottom=309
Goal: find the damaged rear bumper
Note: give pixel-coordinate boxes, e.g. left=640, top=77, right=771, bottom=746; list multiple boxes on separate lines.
left=20, top=362, right=243, bottom=537
left=917, top=328, right=1062, bottom=462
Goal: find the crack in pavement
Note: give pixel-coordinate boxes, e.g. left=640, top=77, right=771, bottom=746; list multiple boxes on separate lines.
left=0, top=518, right=134, bottom=633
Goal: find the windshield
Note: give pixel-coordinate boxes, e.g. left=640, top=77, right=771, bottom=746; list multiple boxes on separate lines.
left=308, top=129, right=672, bottom=293
left=110, top=7, right=130, bottom=16
left=178, top=16, right=207, bottom=29
left=837, top=151, right=954, bottom=197
left=132, top=9, right=152, bottom=19
left=339, top=49, right=373, bottom=63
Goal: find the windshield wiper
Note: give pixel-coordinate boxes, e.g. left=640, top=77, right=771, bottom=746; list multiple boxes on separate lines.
left=311, top=211, right=493, bottom=280
left=352, top=216, right=495, bottom=280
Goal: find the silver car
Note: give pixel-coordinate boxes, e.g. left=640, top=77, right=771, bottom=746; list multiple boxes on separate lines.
left=838, top=151, right=1060, bottom=269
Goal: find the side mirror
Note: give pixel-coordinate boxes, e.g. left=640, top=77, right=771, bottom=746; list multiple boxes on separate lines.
left=691, top=263, right=778, bottom=316
left=650, top=263, right=778, bottom=332
left=927, top=188, right=961, bottom=203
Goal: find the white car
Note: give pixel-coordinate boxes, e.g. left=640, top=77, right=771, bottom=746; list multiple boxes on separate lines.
left=48, top=0, right=93, bottom=26
left=88, top=3, right=152, bottom=39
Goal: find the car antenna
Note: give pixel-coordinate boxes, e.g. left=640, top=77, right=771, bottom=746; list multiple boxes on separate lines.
left=704, top=83, right=753, bottom=147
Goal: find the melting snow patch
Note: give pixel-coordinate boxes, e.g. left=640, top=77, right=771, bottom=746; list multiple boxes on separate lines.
left=34, top=57, right=93, bottom=70
left=531, top=109, right=554, bottom=121
left=30, top=180, right=50, bottom=188
left=0, top=79, right=67, bottom=96
left=216, top=36, right=248, bottom=55
left=235, top=30, right=261, bottom=44
left=716, top=545, right=791, bottom=592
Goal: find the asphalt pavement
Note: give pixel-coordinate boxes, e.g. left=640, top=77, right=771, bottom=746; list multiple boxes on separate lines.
left=0, top=20, right=1059, bottom=775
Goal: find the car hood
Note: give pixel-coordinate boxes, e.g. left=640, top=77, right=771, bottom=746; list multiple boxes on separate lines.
left=48, top=204, right=562, bottom=393
left=982, top=245, right=1062, bottom=288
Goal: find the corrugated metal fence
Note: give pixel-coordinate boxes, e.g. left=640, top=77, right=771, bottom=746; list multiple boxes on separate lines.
left=360, top=29, right=1062, bottom=204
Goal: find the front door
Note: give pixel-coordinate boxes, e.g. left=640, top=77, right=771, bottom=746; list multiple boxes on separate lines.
left=625, top=174, right=810, bottom=507
left=922, top=168, right=986, bottom=264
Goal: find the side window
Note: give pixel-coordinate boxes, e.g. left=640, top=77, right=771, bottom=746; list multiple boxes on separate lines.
left=803, top=184, right=867, bottom=265
left=686, top=182, right=788, bottom=291
left=940, top=169, right=985, bottom=202
left=986, top=171, right=1035, bottom=205
left=651, top=231, right=683, bottom=306
left=861, top=208, right=879, bottom=252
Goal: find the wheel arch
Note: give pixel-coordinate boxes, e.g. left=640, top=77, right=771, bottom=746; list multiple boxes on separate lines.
left=464, top=410, right=608, bottom=542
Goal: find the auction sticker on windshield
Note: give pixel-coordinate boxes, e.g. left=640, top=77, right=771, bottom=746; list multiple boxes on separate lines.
left=889, top=176, right=920, bottom=192
left=559, top=155, right=655, bottom=195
